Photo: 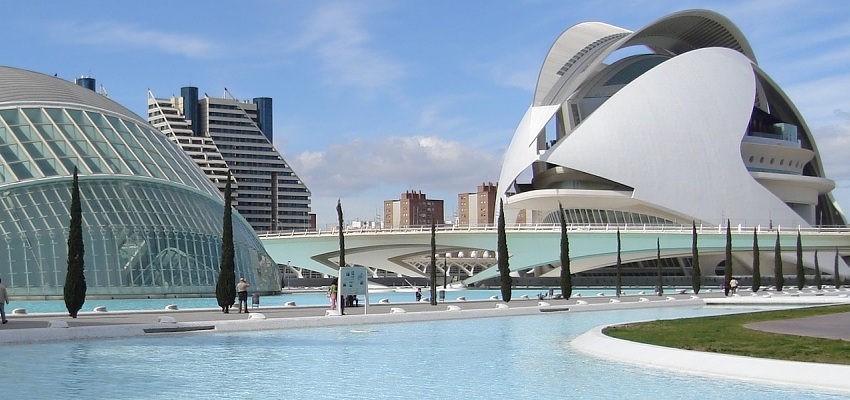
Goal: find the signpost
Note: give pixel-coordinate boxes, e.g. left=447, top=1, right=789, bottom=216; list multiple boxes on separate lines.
left=338, top=266, right=370, bottom=314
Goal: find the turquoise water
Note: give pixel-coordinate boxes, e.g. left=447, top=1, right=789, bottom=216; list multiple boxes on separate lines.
left=0, top=306, right=843, bottom=399
left=11, top=288, right=657, bottom=313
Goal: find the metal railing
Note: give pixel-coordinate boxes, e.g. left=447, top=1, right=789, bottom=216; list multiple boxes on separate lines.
left=257, top=223, right=850, bottom=239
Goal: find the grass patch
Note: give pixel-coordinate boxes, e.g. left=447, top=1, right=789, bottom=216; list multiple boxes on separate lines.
left=604, top=305, right=850, bottom=365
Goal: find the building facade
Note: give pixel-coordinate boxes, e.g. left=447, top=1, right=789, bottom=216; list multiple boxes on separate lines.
left=458, top=182, right=497, bottom=227
left=0, top=67, right=280, bottom=298
left=384, top=190, right=444, bottom=228
left=148, top=88, right=312, bottom=233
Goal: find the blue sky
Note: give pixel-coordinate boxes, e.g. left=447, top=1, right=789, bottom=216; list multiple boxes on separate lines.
left=5, top=0, right=850, bottom=228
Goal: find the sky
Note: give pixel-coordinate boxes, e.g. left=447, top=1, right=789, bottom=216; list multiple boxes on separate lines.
left=4, top=0, right=850, bottom=228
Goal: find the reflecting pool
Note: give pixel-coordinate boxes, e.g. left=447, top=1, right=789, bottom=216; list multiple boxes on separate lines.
left=0, top=306, right=843, bottom=399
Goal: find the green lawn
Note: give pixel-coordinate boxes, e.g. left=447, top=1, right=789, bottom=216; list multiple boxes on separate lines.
left=603, top=305, right=850, bottom=365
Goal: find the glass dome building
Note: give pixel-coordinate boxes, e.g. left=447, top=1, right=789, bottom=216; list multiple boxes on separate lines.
left=0, top=66, right=279, bottom=298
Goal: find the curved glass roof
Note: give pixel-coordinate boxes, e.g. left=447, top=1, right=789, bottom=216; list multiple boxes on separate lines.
left=0, top=67, right=220, bottom=199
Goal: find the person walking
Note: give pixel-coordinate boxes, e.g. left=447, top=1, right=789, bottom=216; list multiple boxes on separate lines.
left=0, top=277, right=8, bottom=324
left=236, top=278, right=250, bottom=313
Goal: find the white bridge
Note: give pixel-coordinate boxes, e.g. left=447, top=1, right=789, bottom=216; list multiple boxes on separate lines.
left=259, top=224, right=850, bottom=285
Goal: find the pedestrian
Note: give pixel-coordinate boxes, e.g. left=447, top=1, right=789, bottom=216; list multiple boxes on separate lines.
left=328, top=282, right=338, bottom=310
left=415, top=287, right=422, bottom=302
left=237, top=278, right=250, bottom=313
left=0, top=277, right=8, bottom=324
left=723, top=276, right=731, bottom=296
left=730, top=277, right=739, bottom=294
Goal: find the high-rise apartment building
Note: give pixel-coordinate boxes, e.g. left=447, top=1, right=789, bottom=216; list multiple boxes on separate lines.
left=148, top=87, right=311, bottom=232
left=384, top=190, right=444, bottom=228
left=458, top=182, right=497, bottom=226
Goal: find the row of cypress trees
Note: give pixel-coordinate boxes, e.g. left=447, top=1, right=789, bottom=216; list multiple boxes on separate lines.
left=552, top=214, right=843, bottom=300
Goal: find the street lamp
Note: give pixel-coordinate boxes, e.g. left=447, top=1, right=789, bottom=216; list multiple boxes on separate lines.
left=286, top=260, right=291, bottom=288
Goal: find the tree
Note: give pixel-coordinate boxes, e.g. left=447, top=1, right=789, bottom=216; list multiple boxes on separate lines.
left=337, top=199, right=345, bottom=269
left=656, top=238, right=663, bottom=296
left=752, top=227, right=761, bottom=293
left=814, top=250, right=822, bottom=290
left=834, top=249, right=841, bottom=289
left=497, top=199, right=512, bottom=302
left=615, top=228, right=622, bottom=298
left=215, top=173, right=236, bottom=313
left=691, top=222, right=701, bottom=294
left=774, top=232, right=784, bottom=291
left=64, top=166, right=86, bottom=318
left=559, top=203, right=572, bottom=300
left=430, top=219, right=437, bottom=306
left=724, top=219, right=732, bottom=291
left=796, top=231, right=805, bottom=290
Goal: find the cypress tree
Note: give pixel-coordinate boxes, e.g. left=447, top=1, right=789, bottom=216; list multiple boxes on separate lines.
left=796, top=231, right=805, bottom=290
left=834, top=249, right=841, bottom=289
left=497, top=199, right=512, bottom=302
left=430, top=219, right=437, bottom=306
left=656, top=238, right=663, bottom=296
left=752, top=227, right=761, bottom=292
left=337, top=199, right=345, bottom=268
left=724, top=219, right=732, bottom=292
left=615, top=228, right=622, bottom=298
left=215, top=174, right=236, bottom=313
left=559, top=203, right=572, bottom=300
left=64, top=167, right=86, bottom=318
left=774, top=232, right=784, bottom=291
left=691, top=222, right=700, bottom=294
left=814, top=250, right=822, bottom=290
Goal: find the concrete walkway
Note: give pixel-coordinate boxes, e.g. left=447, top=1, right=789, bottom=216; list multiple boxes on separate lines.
left=0, top=292, right=704, bottom=344
left=745, top=312, right=850, bottom=341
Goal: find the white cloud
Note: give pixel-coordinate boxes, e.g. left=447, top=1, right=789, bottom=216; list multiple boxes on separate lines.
left=291, top=135, right=501, bottom=198
left=291, top=2, right=405, bottom=90
left=52, top=21, right=217, bottom=58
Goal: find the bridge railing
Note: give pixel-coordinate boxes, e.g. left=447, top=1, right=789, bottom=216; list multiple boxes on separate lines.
left=256, top=223, right=850, bottom=239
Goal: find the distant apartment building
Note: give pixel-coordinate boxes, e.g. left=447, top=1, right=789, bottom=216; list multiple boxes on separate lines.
left=458, top=182, right=497, bottom=227
left=384, top=190, right=444, bottom=228
left=147, top=87, right=312, bottom=232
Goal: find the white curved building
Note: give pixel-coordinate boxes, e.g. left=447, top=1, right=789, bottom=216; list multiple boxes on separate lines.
left=498, top=9, right=845, bottom=228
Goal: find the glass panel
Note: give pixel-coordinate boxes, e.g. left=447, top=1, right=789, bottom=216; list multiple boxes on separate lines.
left=34, top=124, right=59, bottom=140
left=8, top=161, right=34, bottom=179
left=22, top=108, right=48, bottom=124
left=0, top=109, right=23, bottom=125
left=10, top=124, right=36, bottom=142
left=23, top=142, right=45, bottom=159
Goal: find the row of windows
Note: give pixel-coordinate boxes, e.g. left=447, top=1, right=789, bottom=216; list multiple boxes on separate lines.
left=217, top=144, right=279, bottom=153
left=210, top=119, right=255, bottom=128
left=746, top=155, right=805, bottom=170
left=221, top=152, right=281, bottom=161
left=207, top=104, right=242, bottom=111
left=210, top=135, right=269, bottom=144
left=209, top=127, right=262, bottom=135
left=230, top=161, right=289, bottom=169
left=209, top=111, right=250, bottom=119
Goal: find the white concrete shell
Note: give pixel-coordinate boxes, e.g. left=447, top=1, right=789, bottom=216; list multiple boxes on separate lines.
left=498, top=9, right=844, bottom=229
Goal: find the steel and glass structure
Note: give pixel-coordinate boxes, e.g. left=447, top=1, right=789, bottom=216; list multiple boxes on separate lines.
left=0, top=66, right=279, bottom=298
